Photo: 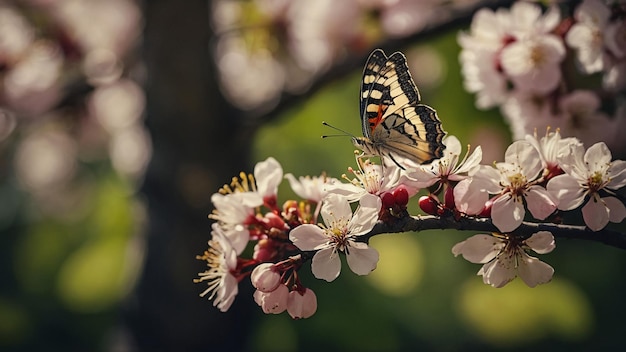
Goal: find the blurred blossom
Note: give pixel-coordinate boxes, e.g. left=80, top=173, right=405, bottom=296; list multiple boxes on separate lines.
left=90, top=79, right=145, bottom=133
left=288, top=0, right=362, bottom=73
left=3, top=41, right=63, bottom=115
left=15, top=125, right=77, bottom=192
left=83, top=49, right=124, bottom=85
left=211, top=0, right=470, bottom=109
left=406, top=46, right=446, bottom=89
left=0, top=4, right=34, bottom=65
left=0, top=109, right=17, bottom=141
left=216, top=37, right=286, bottom=110
left=51, top=0, right=141, bottom=57
left=459, top=0, right=626, bottom=153
left=109, top=125, right=152, bottom=179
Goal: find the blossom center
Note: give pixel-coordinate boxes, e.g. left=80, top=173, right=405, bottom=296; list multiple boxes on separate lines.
left=507, top=172, right=528, bottom=199
left=324, top=218, right=350, bottom=250
left=587, top=170, right=606, bottom=193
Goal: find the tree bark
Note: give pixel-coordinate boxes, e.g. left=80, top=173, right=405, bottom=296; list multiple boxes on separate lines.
left=128, top=1, right=256, bottom=351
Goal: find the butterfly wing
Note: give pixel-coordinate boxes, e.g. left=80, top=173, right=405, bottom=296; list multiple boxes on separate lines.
left=370, top=104, right=446, bottom=164
left=358, top=49, right=445, bottom=165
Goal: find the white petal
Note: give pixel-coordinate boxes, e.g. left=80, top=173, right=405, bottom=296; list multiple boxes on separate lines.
left=524, top=231, right=555, bottom=254
left=604, top=196, right=626, bottom=223
left=289, top=224, right=328, bottom=251
left=254, top=157, right=283, bottom=198
left=525, top=186, right=557, bottom=220
left=607, top=160, right=626, bottom=190
left=454, top=178, right=489, bottom=215
left=320, top=194, right=352, bottom=226
left=451, top=234, right=503, bottom=264
left=311, top=247, right=342, bottom=282
left=582, top=194, right=609, bottom=231
left=349, top=193, right=381, bottom=236
left=473, top=166, right=503, bottom=193
left=517, top=252, right=554, bottom=287
left=505, top=141, right=542, bottom=180
left=345, top=241, right=379, bottom=276
left=547, top=174, right=586, bottom=210
left=480, top=255, right=516, bottom=288
left=492, top=194, right=525, bottom=232
left=215, top=274, right=238, bottom=312
left=455, top=146, right=483, bottom=175
left=584, top=142, right=612, bottom=166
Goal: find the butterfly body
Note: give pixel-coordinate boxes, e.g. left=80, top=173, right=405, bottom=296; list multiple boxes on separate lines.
left=354, top=49, right=446, bottom=168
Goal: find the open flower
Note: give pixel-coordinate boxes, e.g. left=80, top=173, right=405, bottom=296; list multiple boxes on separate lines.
left=471, top=140, right=557, bottom=232
left=452, top=231, right=556, bottom=288
left=284, top=173, right=338, bottom=203
left=326, top=157, right=403, bottom=202
left=547, top=142, right=626, bottom=231
left=406, top=135, right=482, bottom=189
left=289, top=193, right=381, bottom=282
left=194, top=226, right=239, bottom=312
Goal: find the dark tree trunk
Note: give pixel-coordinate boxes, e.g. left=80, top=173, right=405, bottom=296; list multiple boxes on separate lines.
left=127, top=1, right=256, bottom=351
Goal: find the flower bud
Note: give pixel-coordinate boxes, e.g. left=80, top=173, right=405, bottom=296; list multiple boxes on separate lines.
left=381, top=191, right=396, bottom=209
left=251, top=263, right=281, bottom=292
left=392, top=186, right=409, bottom=207
left=254, top=284, right=288, bottom=314
left=419, top=195, right=439, bottom=215
left=287, top=288, right=317, bottom=319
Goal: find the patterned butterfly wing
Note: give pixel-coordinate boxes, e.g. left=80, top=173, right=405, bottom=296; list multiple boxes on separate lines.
left=356, top=49, right=446, bottom=166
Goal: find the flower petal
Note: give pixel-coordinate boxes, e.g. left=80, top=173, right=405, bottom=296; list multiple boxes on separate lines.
left=346, top=241, right=379, bottom=275
left=452, top=234, right=503, bottom=263
left=479, top=255, right=516, bottom=288
left=320, top=194, right=352, bottom=226
left=454, top=178, right=489, bottom=215
left=289, top=224, right=328, bottom=251
left=582, top=194, right=609, bottom=231
left=311, top=247, right=342, bottom=282
left=607, top=160, right=626, bottom=190
left=547, top=174, right=586, bottom=210
left=524, top=231, right=555, bottom=254
left=525, top=185, right=557, bottom=220
left=604, top=196, right=626, bottom=223
left=349, top=193, right=381, bottom=236
left=491, top=194, right=525, bottom=232
left=517, top=252, right=554, bottom=287
left=254, top=157, right=283, bottom=198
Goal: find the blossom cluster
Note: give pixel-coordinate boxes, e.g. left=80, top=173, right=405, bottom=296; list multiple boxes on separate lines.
left=210, top=0, right=482, bottom=109
left=196, top=131, right=626, bottom=318
left=0, top=1, right=150, bottom=217
left=459, top=0, right=626, bottom=155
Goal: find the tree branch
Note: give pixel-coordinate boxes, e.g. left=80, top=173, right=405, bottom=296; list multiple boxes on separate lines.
left=364, top=214, right=626, bottom=250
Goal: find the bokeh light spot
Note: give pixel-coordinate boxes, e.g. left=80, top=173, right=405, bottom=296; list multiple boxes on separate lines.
left=366, top=233, right=424, bottom=296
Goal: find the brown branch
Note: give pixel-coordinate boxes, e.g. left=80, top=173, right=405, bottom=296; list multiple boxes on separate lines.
left=363, top=214, right=626, bottom=250
left=363, top=215, right=626, bottom=249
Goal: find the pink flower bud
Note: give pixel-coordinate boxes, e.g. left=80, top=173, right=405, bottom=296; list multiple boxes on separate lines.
left=287, top=288, right=317, bottom=319
left=251, top=263, right=281, bottom=292
left=381, top=191, right=396, bottom=209
left=444, top=186, right=455, bottom=210
left=253, top=239, right=276, bottom=262
left=254, top=284, right=288, bottom=314
left=392, top=186, right=409, bottom=207
left=419, top=195, right=439, bottom=215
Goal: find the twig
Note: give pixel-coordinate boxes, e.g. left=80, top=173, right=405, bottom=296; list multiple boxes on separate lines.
left=364, top=214, right=626, bottom=250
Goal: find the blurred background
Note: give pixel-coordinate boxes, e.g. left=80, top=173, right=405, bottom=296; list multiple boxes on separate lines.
left=1, top=0, right=625, bottom=351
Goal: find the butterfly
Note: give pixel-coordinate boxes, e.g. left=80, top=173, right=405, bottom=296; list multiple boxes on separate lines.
left=352, top=49, right=446, bottom=169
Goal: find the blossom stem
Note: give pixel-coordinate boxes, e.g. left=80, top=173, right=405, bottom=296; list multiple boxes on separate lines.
left=362, top=214, right=626, bottom=250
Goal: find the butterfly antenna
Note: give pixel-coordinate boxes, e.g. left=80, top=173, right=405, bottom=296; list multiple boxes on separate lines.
left=321, top=121, right=355, bottom=139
